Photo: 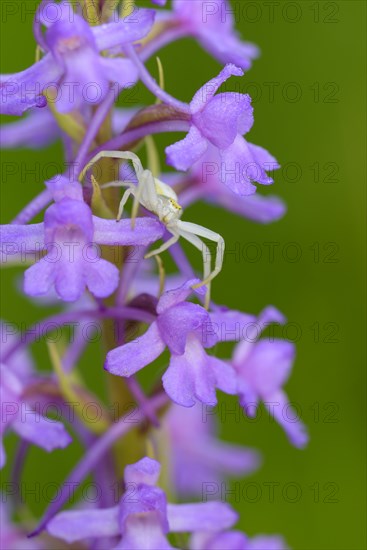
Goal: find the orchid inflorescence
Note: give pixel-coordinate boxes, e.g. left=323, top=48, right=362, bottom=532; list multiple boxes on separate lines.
left=0, top=1, right=307, bottom=549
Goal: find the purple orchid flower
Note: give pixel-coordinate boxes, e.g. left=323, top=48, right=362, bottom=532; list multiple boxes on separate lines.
left=47, top=456, right=238, bottom=549
left=105, top=280, right=238, bottom=407
left=162, top=402, right=261, bottom=497
left=0, top=0, right=309, bottom=543
left=171, top=0, right=259, bottom=69
left=165, top=64, right=280, bottom=195
left=191, top=530, right=289, bottom=550
left=0, top=362, right=71, bottom=468
left=180, top=144, right=286, bottom=223
left=0, top=178, right=164, bottom=302
left=0, top=4, right=155, bottom=114
left=231, top=306, right=309, bottom=448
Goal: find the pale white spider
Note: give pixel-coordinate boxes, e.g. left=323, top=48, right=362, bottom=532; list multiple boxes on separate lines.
left=80, top=150, right=225, bottom=305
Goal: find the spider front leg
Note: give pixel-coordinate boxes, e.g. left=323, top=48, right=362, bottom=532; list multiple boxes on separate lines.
left=176, top=226, right=212, bottom=308
left=99, top=181, right=136, bottom=190
left=99, top=180, right=136, bottom=221
left=144, top=231, right=180, bottom=299
left=116, top=187, right=134, bottom=221
left=176, top=221, right=225, bottom=308
left=79, top=150, right=144, bottom=182
left=144, top=231, right=180, bottom=259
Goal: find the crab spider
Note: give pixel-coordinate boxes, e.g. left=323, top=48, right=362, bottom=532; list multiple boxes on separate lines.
left=81, top=150, right=225, bottom=305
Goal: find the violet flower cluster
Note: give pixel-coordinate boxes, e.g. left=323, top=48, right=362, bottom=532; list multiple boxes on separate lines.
left=0, top=1, right=307, bottom=548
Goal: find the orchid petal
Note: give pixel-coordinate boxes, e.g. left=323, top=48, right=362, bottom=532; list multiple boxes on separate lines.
left=24, top=259, right=56, bottom=297
left=190, top=64, right=243, bottom=114
left=209, top=309, right=256, bottom=342
left=115, top=515, right=173, bottom=550
left=195, top=93, right=252, bottom=149
left=156, top=279, right=200, bottom=314
left=209, top=356, right=238, bottom=395
left=190, top=530, right=248, bottom=550
left=240, top=339, right=295, bottom=396
left=93, top=217, right=164, bottom=246
left=105, top=322, right=165, bottom=377
left=85, top=259, right=120, bottom=299
left=0, top=55, right=62, bottom=115
left=163, top=337, right=218, bottom=407
left=247, top=143, right=280, bottom=171
left=200, top=29, right=260, bottom=70
left=158, top=302, right=210, bottom=355
left=93, top=9, right=156, bottom=51
left=124, top=457, right=161, bottom=486
left=167, top=501, right=238, bottom=532
left=264, top=389, right=309, bottom=449
left=166, top=126, right=208, bottom=171
left=214, top=191, right=286, bottom=223
left=0, top=223, right=45, bottom=257
left=99, top=58, right=138, bottom=89
left=13, top=414, right=71, bottom=452
left=220, top=136, right=276, bottom=195
left=0, top=108, right=59, bottom=149
left=47, top=507, right=120, bottom=543
left=54, top=252, right=86, bottom=302
left=247, top=535, right=289, bottom=550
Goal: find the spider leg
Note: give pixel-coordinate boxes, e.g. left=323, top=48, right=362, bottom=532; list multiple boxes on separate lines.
left=116, top=188, right=134, bottom=222
left=79, top=150, right=144, bottom=182
left=177, top=221, right=225, bottom=309
left=177, top=221, right=225, bottom=286
left=176, top=226, right=212, bottom=308
left=144, top=231, right=180, bottom=259
left=153, top=254, right=166, bottom=297
left=99, top=181, right=136, bottom=190
left=176, top=228, right=211, bottom=280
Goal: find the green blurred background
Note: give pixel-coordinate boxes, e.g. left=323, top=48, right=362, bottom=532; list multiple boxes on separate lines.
left=1, top=1, right=366, bottom=549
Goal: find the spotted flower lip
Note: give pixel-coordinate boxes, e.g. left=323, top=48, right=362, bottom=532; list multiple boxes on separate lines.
left=0, top=6, right=155, bottom=114
left=165, top=64, right=280, bottom=195
left=105, top=280, right=238, bottom=407
left=46, top=457, right=238, bottom=549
